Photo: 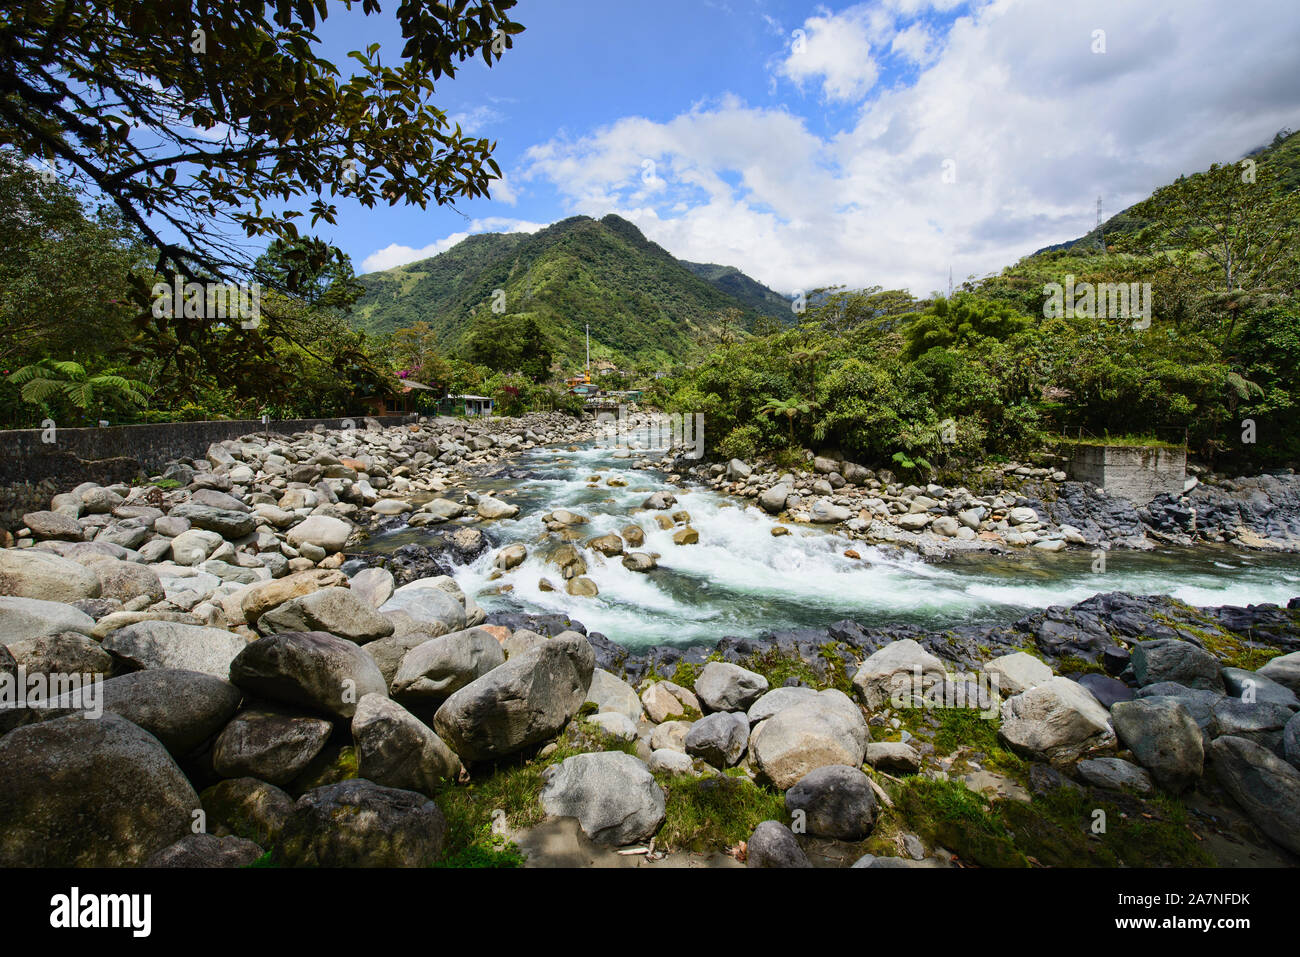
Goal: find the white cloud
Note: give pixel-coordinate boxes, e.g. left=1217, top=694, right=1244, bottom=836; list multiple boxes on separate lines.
left=518, top=0, right=1300, bottom=297
left=777, top=5, right=884, bottom=102
left=360, top=218, right=546, bottom=273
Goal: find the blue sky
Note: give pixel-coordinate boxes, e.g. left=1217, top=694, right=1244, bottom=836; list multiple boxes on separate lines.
left=273, top=1, right=1300, bottom=295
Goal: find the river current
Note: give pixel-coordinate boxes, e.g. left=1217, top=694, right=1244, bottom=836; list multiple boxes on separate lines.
left=365, top=443, right=1300, bottom=650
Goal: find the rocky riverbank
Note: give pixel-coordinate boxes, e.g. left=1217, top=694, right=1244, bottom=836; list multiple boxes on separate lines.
left=665, top=451, right=1300, bottom=558
left=1, top=415, right=1298, bottom=868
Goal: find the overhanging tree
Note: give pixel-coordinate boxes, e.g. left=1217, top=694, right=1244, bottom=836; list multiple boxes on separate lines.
left=0, top=0, right=523, bottom=390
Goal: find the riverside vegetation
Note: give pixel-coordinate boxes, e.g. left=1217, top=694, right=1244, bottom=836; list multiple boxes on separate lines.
left=0, top=414, right=1298, bottom=868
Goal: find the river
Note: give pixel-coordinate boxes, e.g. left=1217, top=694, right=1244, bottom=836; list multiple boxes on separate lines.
left=363, top=443, right=1300, bottom=650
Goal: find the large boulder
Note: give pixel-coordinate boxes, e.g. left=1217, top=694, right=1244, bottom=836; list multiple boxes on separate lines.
left=983, top=651, right=1053, bottom=697
left=433, top=632, right=595, bottom=762
left=1130, top=639, right=1224, bottom=692
left=1209, top=735, right=1300, bottom=855
left=1075, top=757, right=1155, bottom=794
left=749, top=689, right=870, bottom=790
left=352, top=694, right=462, bottom=795
left=0, top=714, right=200, bottom=866
left=379, top=579, right=467, bottom=636
left=1220, top=666, right=1300, bottom=710
left=391, top=627, right=505, bottom=701
left=169, top=503, right=257, bottom=538
left=211, top=709, right=334, bottom=786
left=47, top=669, right=241, bottom=757
left=229, top=631, right=388, bottom=719
left=998, top=676, right=1115, bottom=764
left=0, top=549, right=100, bottom=602
left=348, top=567, right=395, bottom=609
left=747, top=686, right=821, bottom=724
left=852, top=639, right=947, bottom=710
left=82, top=556, right=165, bottom=605
left=746, top=821, right=811, bottom=868
left=1110, top=698, right=1204, bottom=793
left=1258, top=651, right=1300, bottom=694
left=694, top=661, right=769, bottom=713
left=145, top=833, right=264, bottom=868
left=257, top=587, right=394, bottom=644
left=684, top=711, right=749, bottom=767
left=286, top=514, right=353, bottom=553
left=273, top=779, right=447, bottom=867
left=236, top=569, right=348, bottom=624
left=539, top=751, right=665, bottom=845
left=759, top=485, right=790, bottom=514
left=784, top=764, right=877, bottom=840
left=0, top=597, right=94, bottom=643
left=585, top=668, right=644, bottom=723
left=4, top=631, right=113, bottom=679
left=100, top=621, right=246, bottom=679
left=199, top=777, right=295, bottom=846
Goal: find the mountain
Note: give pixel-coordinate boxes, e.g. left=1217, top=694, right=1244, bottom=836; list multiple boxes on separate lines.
left=1035, top=127, right=1300, bottom=255
left=679, top=261, right=792, bottom=319
left=351, top=214, right=790, bottom=369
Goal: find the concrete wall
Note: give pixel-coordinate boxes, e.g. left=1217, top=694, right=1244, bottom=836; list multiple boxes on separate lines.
left=0, top=414, right=418, bottom=530
left=1069, top=444, right=1186, bottom=504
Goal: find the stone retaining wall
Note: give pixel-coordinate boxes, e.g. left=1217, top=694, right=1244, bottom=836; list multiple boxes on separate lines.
left=0, top=414, right=418, bottom=530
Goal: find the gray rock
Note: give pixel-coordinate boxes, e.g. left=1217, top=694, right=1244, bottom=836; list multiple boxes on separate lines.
left=1111, top=698, right=1204, bottom=793
left=1211, top=698, right=1295, bottom=736
left=586, top=668, right=644, bottom=723
left=230, top=630, right=388, bottom=719
left=694, top=661, right=769, bottom=712
left=650, top=719, right=693, bottom=752
left=1131, top=639, right=1224, bottom=692
left=82, top=556, right=164, bottom=604
left=199, top=777, right=295, bottom=846
left=274, top=779, right=448, bottom=867
left=1077, top=673, right=1136, bottom=709
left=0, top=714, right=200, bottom=866
left=258, top=587, right=394, bottom=644
left=747, top=686, right=821, bottom=723
left=391, top=627, right=505, bottom=701
left=540, top=751, right=665, bottom=845
left=863, top=741, right=921, bottom=773
left=286, top=514, right=353, bottom=553
left=785, top=764, right=877, bottom=839
left=759, top=484, right=790, bottom=514
left=348, top=567, right=395, bottom=609
left=984, top=651, right=1052, bottom=696
left=1258, top=652, right=1300, bottom=694
left=379, top=580, right=467, bottom=636
left=169, top=503, right=257, bottom=538
left=351, top=693, right=462, bottom=795
left=746, top=821, right=810, bottom=867
left=3, top=631, right=113, bottom=678
left=212, top=709, right=334, bottom=785
left=433, top=631, right=594, bottom=761
left=21, top=510, right=84, bottom=541
left=100, top=620, right=246, bottom=679
left=999, top=677, right=1115, bottom=764
left=0, top=596, right=95, bottom=642
left=1076, top=757, right=1155, bottom=793
left=1209, top=735, right=1300, bottom=855
left=750, top=689, right=870, bottom=790
left=684, top=711, right=749, bottom=767
left=146, top=833, right=264, bottom=868
left=648, top=748, right=695, bottom=775
left=1221, top=667, right=1300, bottom=710
left=852, top=639, right=947, bottom=710
left=1284, top=711, right=1299, bottom=770
left=51, top=669, right=241, bottom=757
left=0, top=548, right=100, bottom=602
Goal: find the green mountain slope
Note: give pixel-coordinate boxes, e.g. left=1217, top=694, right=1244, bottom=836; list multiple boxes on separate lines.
left=351, top=214, right=787, bottom=369
left=1036, top=127, right=1299, bottom=255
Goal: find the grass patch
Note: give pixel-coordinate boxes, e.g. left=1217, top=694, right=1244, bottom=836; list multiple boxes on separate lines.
left=655, top=771, right=786, bottom=853
left=431, top=718, right=639, bottom=867
left=742, top=644, right=855, bottom=695
left=1049, top=434, right=1185, bottom=450
left=895, top=777, right=1028, bottom=868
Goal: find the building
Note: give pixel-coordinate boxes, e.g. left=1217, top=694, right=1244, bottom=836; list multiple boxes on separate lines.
left=362, top=379, right=434, bottom=415
left=438, top=394, right=494, bottom=417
